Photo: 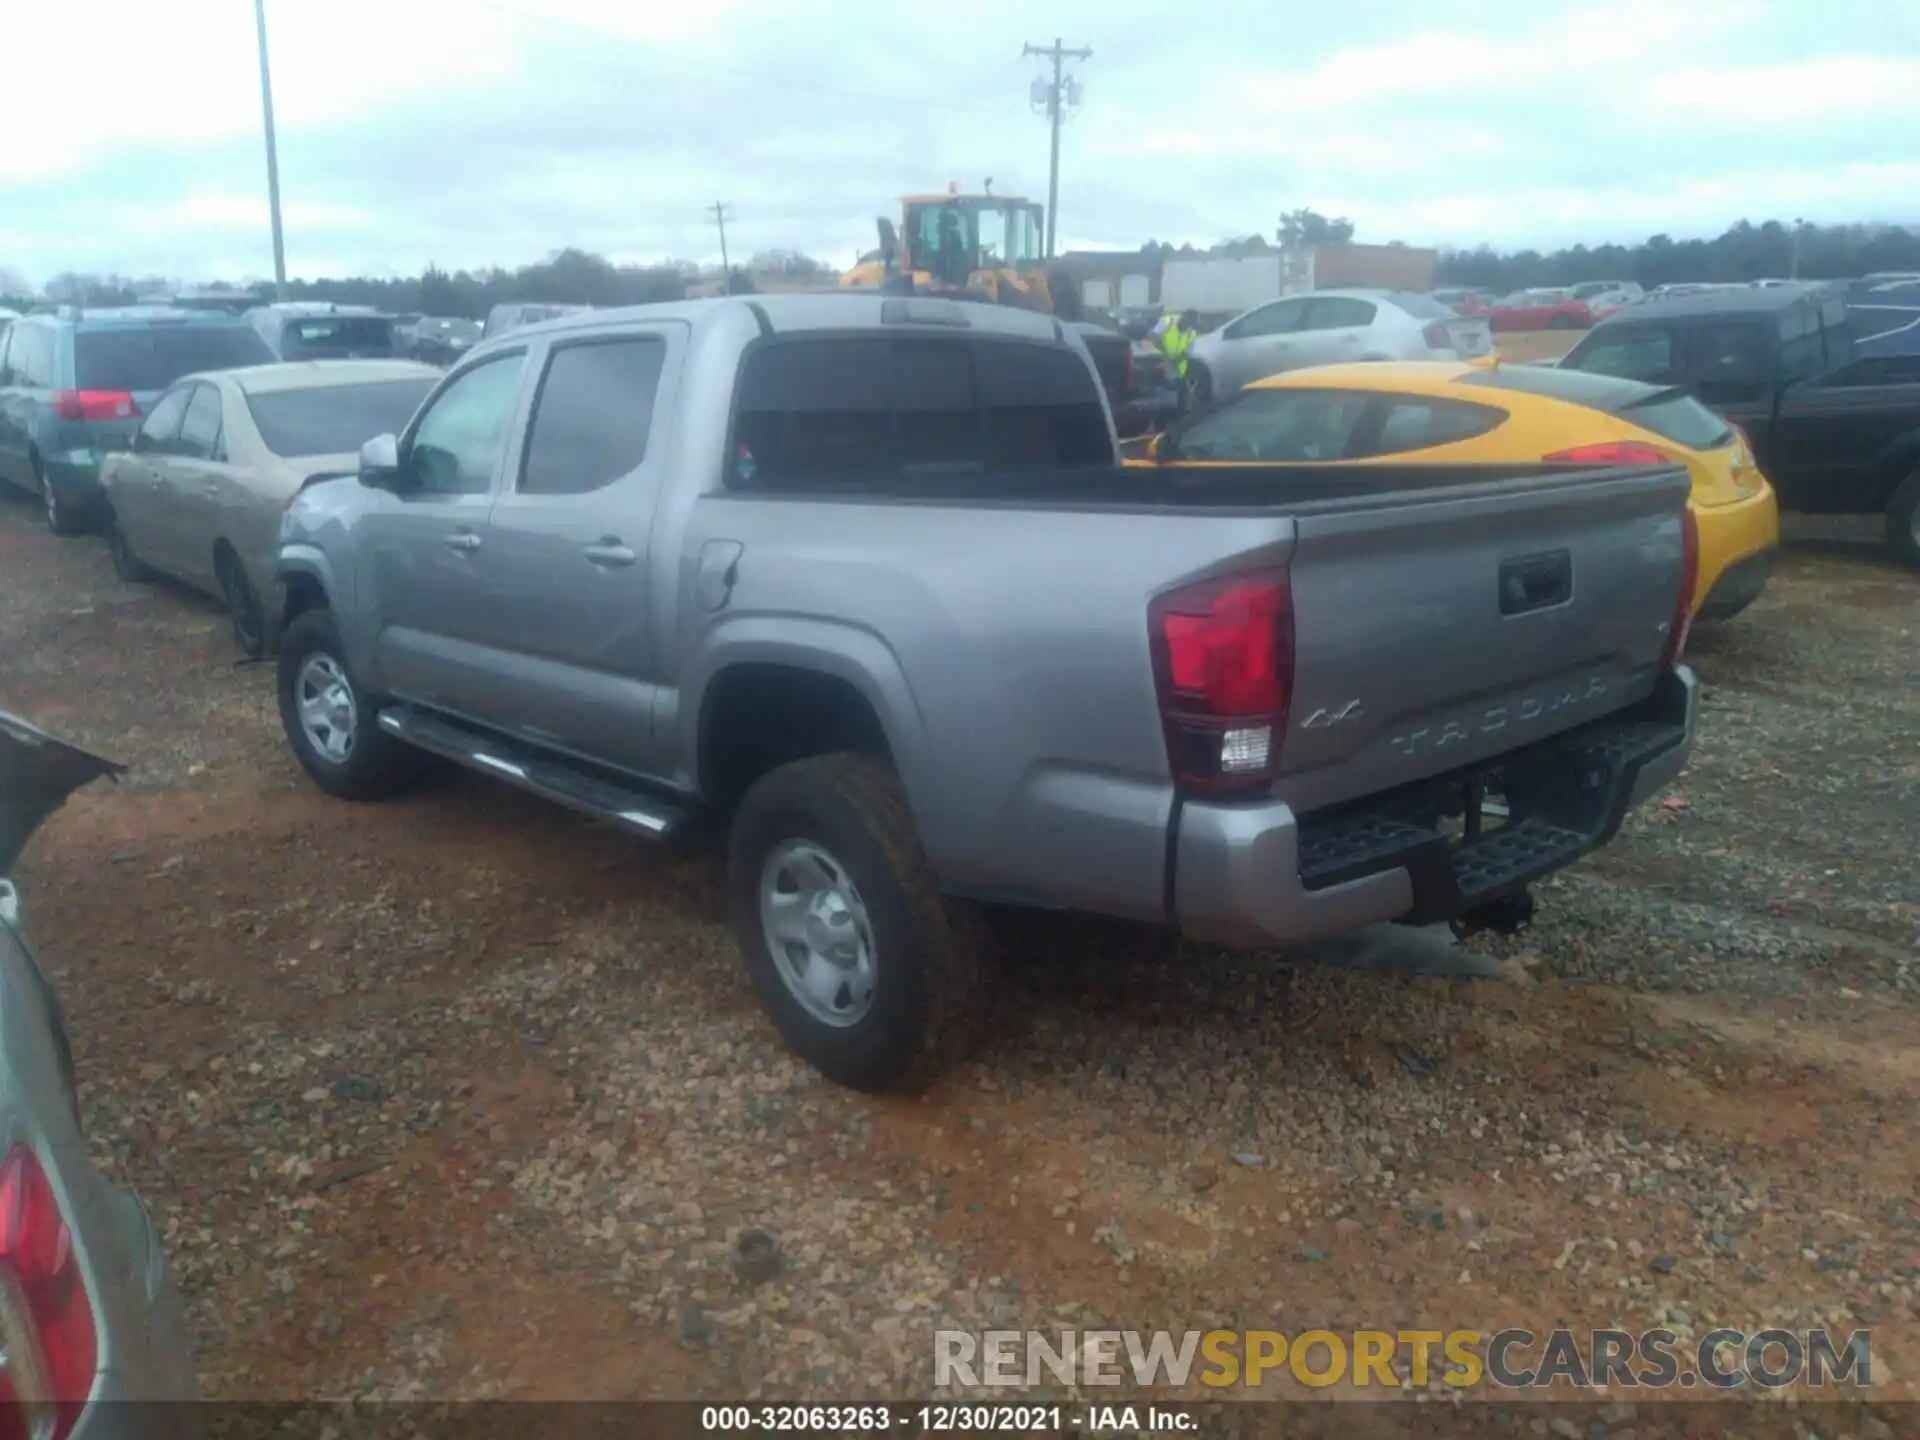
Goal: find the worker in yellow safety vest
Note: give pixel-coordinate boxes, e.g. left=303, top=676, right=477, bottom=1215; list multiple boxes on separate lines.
left=1160, top=308, right=1200, bottom=412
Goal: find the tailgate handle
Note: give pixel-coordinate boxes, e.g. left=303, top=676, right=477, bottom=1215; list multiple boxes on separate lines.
left=1500, top=550, right=1572, bottom=615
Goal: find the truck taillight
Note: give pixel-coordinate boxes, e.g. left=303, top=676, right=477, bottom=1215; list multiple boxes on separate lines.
left=1661, top=506, right=1699, bottom=669
left=0, top=1147, right=96, bottom=1440
left=1149, top=570, right=1295, bottom=794
left=51, top=391, right=138, bottom=423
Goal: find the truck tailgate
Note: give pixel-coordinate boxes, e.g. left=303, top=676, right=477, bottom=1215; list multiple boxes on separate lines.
left=1275, top=462, right=1691, bottom=815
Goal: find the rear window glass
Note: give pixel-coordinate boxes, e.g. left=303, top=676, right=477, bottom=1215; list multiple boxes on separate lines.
left=731, top=336, right=1109, bottom=487
left=75, top=324, right=273, bottom=391
left=1392, top=292, right=1455, bottom=320
left=282, top=317, right=397, bottom=354
left=244, top=378, right=437, bottom=457
left=1618, top=393, right=1732, bottom=450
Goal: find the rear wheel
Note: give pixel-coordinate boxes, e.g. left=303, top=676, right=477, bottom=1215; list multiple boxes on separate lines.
left=726, top=753, right=985, bottom=1091
left=1887, top=469, right=1920, bottom=571
left=217, top=548, right=270, bottom=657
left=36, top=462, right=85, bottom=537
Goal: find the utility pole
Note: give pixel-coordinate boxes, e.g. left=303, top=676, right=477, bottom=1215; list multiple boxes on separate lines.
left=708, top=202, right=733, bottom=290
left=253, top=0, right=288, bottom=299
left=1791, top=216, right=1805, bottom=279
left=1023, top=38, right=1091, bottom=259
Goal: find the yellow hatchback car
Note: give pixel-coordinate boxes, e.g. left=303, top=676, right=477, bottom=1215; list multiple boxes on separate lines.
left=1134, top=360, right=1779, bottom=620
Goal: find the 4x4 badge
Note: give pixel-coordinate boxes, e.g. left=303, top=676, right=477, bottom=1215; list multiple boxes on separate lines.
left=1300, top=699, right=1363, bottom=730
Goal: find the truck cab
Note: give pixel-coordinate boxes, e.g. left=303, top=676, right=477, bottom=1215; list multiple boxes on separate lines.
left=1559, top=283, right=1920, bottom=566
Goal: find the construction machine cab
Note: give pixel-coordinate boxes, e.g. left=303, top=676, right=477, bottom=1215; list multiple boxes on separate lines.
left=898, top=194, right=1045, bottom=281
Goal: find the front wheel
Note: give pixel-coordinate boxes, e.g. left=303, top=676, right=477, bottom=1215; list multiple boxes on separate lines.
left=276, top=609, right=420, bottom=800
left=1887, top=470, right=1920, bottom=571
left=726, top=753, right=985, bottom=1091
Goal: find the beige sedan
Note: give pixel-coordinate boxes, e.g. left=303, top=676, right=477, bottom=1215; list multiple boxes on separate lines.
left=100, top=360, right=440, bottom=655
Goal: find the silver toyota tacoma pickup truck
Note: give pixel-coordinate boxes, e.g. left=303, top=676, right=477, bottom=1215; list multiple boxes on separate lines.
left=274, top=293, right=1700, bottom=1090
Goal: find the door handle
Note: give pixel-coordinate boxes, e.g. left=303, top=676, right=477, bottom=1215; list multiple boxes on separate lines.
left=582, top=539, right=636, bottom=568
left=444, top=531, right=482, bottom=553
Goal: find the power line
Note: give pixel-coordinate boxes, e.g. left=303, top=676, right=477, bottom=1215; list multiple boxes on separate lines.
left=1022, top=39, right=1091, bottom=260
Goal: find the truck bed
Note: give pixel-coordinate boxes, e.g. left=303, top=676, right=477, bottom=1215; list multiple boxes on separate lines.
left=692, top=457, right=1693, bottom=925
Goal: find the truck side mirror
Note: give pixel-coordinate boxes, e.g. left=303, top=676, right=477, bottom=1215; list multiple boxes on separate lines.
left=359, top=433, right=403, bottom=490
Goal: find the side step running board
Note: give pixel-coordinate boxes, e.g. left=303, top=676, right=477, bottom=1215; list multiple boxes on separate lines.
left=376, top=705, right=696, bottom=842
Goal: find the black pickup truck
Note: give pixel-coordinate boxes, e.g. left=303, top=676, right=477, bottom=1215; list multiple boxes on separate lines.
left=1559, top=284, right=1920, bottom=567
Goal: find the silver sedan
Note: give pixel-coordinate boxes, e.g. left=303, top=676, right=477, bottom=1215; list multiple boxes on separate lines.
left=0, top=713, right=199, bottom=1432
left=1186, top=288, right=1492, bottom=402
left=99, top=360, right=440, bottom=656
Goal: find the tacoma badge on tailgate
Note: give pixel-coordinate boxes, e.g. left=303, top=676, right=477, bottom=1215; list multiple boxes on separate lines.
left=1388, top=676, right=1610, bottom=760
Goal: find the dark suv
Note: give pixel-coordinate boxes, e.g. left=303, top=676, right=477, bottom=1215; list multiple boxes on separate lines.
left=0, top=308, right=274, bottom=533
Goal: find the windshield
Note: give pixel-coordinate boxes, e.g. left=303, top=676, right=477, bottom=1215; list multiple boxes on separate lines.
left=244, top=378, right=437, bottom=457
left=973, top=203, right=1043, bottom=265
left=75, top=325, right=274, bottom=391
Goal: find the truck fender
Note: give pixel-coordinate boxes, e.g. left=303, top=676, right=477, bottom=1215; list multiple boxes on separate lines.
left=678, top=615, right=934, bottom=813
left=274, top=542, right=339, bottom=620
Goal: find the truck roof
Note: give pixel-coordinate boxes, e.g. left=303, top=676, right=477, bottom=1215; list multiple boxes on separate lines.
left=1601, top=283, right=1836, bottom=325
left=497, top=292, right=1073, bottom=345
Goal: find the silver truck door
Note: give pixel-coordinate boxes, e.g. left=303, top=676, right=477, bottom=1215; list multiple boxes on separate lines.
left=361, top=349, right=530, bottom=716
left=475, top=325, right=682, bottom=773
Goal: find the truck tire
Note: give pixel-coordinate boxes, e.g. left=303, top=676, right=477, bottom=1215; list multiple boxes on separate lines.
left=276, top=608, right=420, bottom=801
left=1887, top=469, right=1920, bottom=571
left=727, top=752, right=985, bottom=1091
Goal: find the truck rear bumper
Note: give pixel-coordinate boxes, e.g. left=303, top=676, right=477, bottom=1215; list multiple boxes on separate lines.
left=1173, top=666, right=1698, bottom=948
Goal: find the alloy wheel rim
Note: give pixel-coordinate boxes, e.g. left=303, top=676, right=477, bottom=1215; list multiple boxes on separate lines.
left=757, top=840, right=878, bottom=1027
left=294, top=655, right=357, bottom=763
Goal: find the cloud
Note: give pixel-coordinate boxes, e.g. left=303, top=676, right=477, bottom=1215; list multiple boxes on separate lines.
left=1, top=0, right=1915, bottom=285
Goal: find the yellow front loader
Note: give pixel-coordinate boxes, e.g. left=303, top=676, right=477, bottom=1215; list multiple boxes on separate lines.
left=841, top=186, right=1080, bottom=318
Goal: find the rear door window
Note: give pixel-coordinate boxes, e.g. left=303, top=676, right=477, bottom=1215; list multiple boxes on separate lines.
left=1166, top=388, right=1371, bottom=462
left=1302, top=297, right=1377, bottom=330
left=177, top=384, right=226, bottom=460
left=1224, top=300, right=1307, bottom=340
left=75, top=325, right=272, bottom=392
left=518, top=336, right=668, bottom=495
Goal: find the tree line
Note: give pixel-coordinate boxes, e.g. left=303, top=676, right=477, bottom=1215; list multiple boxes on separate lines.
left=6, top=217, right=1917, bottom=315
left=0, top=245, right=836, bottom=317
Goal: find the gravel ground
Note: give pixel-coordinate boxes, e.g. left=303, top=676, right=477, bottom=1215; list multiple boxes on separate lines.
left=0, top=490, right=1915, bottom=1409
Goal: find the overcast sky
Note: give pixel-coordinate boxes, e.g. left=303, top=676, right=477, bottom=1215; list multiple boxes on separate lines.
left=3, top=0, right=1917, bottom=286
